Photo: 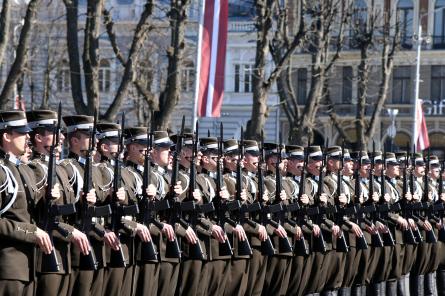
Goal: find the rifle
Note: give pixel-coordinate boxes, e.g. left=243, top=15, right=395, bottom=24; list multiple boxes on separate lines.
left=139, top=116, right=160, bottom=262
left=109, top=113, right=139, bottom=267
left=267, top=133, right=293, bottom=253
left=79, top=109, right=112, bottom=270
left=406, top=146, right=424, bottom=243
left=212, top=123, right=235, bottom=257
left=257, top=130, right=276, bottom=256
left=40, top=103, right=76, bottom=272
left=179, top=120, right=205, bottom=260
left=437, top=161, right=445, bottom=242
left=421, top=149, right=437, bottom=243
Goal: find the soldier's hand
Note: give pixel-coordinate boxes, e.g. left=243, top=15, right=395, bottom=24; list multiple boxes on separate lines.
left=312, top=224, right=321, bottom=237
left=436, top=219, right=443, bottom=230
left=70, top=228, right=90, bottom=255
left=280, top=190, right=287, bottom=201
left=300, top=194, right=309, bottom=205
left=412, top=193, right=420, bottom=201
left=405, top=192, right=413, bottom=201
left=441, top=193, right=445, bottom=202
left=240, top=189, right=248, bottom=201
left=233, top=224, right=247, bottom=241
left=408, top=218, right=417, bottom=229
left=185, top=227, right=198, bottom=244
left=211, top=225, right=226, bottom=243
left=220, top=188, right=230, bottom=200
left=375, top=221, right=388, bottom=233
left=104, top=231, right=120, bottom=251
left=428, top=191, right=433, bottom=201
left=35, top=227, right=52, bottom=254
left=262, top=192, right=270, bottom=202
left=359, top=195, right=364, bottom=204
left=339, top=194, right=347, bottom=205
left=162, top=224, right=175, bottom=241
left=116, top=187, right=126, bottom=202
left=174, top=181, right=183, bottom=195
left=136, top=223, right=151, bottom=242
left=274, top=225, right=287, bottom=238
left=365, top=223, right=377, bottom=235
left=84, top=189, right=96, bottom=204
left=422, top=220, right=433, bottom=231
left=320, top=193, right=328, bottom=204
left=331, top=225, right=341, bottom=238
left=384, top=193, right=391, bottom=203
left=372, top=192, right=379, bottom=202
left=258, top=225, right=267, bottom=241
left=350, top=222, right=363, bottom=237
left=193, top=189, right=202, bottom=202
left=397, top=217, right=409, bottom=230
left=51, top=183, right=61, bottom=200
left=295, top=226, right=303, bottom=240
left=146, top=184, right=157, bottom=197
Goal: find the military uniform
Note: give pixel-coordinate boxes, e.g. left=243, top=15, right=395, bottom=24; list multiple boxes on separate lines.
left=61, top=115, right=109, bottom=296
left=0, top=111, right=41, bottom=296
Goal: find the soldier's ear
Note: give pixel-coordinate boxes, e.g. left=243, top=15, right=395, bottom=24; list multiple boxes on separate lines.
left=2, top=132, right=11, bottom=144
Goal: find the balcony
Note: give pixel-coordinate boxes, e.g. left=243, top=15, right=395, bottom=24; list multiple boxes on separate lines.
left=228, top=21, right=255, bottom=33
left=433, top=35, right=445, bottom=49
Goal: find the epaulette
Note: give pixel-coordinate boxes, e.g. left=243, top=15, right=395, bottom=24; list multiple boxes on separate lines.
left=59, top=158, right=73, bottom=167
left=96, top=162, right=113, bottom=192
left=27, top=159, right=47, bottom=191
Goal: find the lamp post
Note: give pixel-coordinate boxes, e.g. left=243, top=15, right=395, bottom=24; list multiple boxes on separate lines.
left=387, top=108, right=398, bottom=151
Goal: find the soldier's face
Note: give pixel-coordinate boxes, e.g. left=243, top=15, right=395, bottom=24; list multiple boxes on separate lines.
left=202, top=153, right=218, bottom=171
left=360, top=163, right=370, bottom=176
left=3, top=131, right=29, bottom=156
left=386, top=164, right=400, bottom=177
left=342, top=161, right=354, bottom=176
left=287, top=158, right=303, bottom=175
left=430, top=167, right=440, bottom=179
left=180, top=147, right=193, bottom=168
left=327, top=158, right=340, bottom=171
left=307, top=159, right=322, bottom=176
left=415, top=165, right=425, bottom=176
left=243, top=153, right=258, bottom=172
left=224, top=154, right=238, bottom=171
left=374, top=163, right=383, bottom=172
left=152, top=146, right=170, bottom=166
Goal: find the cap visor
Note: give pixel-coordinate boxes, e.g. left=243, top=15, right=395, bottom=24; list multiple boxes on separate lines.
left=245, top=150, right=260, bottom=156
left=14, top=125, right=32, bottom=134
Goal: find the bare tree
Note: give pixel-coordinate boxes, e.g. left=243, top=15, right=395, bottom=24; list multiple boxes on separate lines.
left=0, top=0, right=40, bottom=106
left=0, top=0, right=11, bottom=66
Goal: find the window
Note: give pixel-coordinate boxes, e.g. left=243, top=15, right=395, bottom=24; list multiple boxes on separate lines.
left=392, top=66, right=411, bottom=103
left=116, top=0, right=134, bottom=4
left=434, top=0, right=445, bottom=48
left=99, top=60, right=111, bottom=93
left=234, top=64, right=253, bottom=93
left=350, top=0, right=367, bottom=48
left=181, top=62, right=195, bottom=92
left=57, top=65, right=70, bottom=93
left=431, top=65, right=445, bottom=99
left=342, top=66, right=353, bottom=103
left=397, top=0, right=413, bottom=49
left=229, top=1, right=255, bottom=19
left=297, top=68, right=307, bottom=104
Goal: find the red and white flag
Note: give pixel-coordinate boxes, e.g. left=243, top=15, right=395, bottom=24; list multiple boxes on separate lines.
left=414, top=99, right=430, bottom=151
left=194, top=0, right=228, bottom=117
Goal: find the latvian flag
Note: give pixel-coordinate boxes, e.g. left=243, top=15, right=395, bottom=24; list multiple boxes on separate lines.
left=414, top=99, right=430, bottom=151
left=194, top=0, right=228, bottom=117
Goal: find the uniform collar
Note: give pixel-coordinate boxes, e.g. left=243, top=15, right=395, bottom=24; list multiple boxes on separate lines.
left=7, top=153, right=21, bottom=166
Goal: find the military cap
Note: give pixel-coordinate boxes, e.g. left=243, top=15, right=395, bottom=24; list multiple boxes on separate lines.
left=63, top=115, right=94, bottom=134
left=326, top=146, right=342, bottom=160
left=97, top=122, right=120, bottom=140
left=308, top=146, right=323, bottom=161
left=170, top=133, right=194, bottom=147
left=413, top=152, right=425, bottom=166
left=123, top=127, right=148, bottom=145
left=396, top=152, right=408, bottom=163
left=224, top=139, right=239, bottom=155
left=286, top=145, right=304, bottom=160
left=200, top=137, right=218, bottom=153
left=26, top=109, right=58, bottom=129
left=385, top=152, right=399, bottom=166
left=152, top=131, right=173, bottom=147
left=351, top=151, right=371, bottom=164
left=263, top=143, right=283, bottom=159
left=430, top=155, right=440, bottom=168
left=371, top=151, right=383, bottom=164
left=0, top=110, right=32, bottom=133
left=244, top=140, right=260, bottom=156
left=343, top=149, right=352, bottom=161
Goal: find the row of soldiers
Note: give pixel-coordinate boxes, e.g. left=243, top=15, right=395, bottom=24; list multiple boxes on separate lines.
left=1, top=108, right=445, bottom=296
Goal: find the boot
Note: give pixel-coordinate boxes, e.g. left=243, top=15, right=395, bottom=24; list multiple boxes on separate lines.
left=351, top=285, right=363, bottom=296
left=424, top=273, right=438, bottom=296
left=386, top=280, right=397, bottom=295
left=398, top=274, right=411, bottom=296
left=410, top=274, right=425, bottom=296
left=371, top=282, right=385, bottom=296
left=338, top=288, right=351, bottom=296
left=437, top=269, right=445, bottom=296
left=321, top=290, right=338, bottom=296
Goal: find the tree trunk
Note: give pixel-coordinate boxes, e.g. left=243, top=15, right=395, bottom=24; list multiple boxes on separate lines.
left=0, top=0, right=39, bottom=107
left=355, top=47, right=369, bottom=149
left=82, top=0, right=103, bottom=113
left=0, top=0, right=10, bottom=66
left=63, top=0, right=87, bottom=114
left=153, top=0, right=189, bottom=130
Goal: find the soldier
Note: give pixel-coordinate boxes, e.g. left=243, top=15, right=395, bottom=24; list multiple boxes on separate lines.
left=262, top=142, right=296, bottom=296
left=60, top=115, right=108, bottom=296
left=96, top=122, right=152, bottom=296
left=242, top=139, right=269, bottom=296
left=195, top=137, right=231, bottom=296
left=0, top=110, right=55, bottom=295
left=283, top=144, right=311, bottom=296
left=221, top=139, right=251, bottom=296
left=26, top=109, right=90, bottom=296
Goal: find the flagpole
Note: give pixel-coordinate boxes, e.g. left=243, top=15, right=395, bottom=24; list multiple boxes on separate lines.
left=413, top=24, right=422, bottom=151
left=192, top=0, right=205, bottom=130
